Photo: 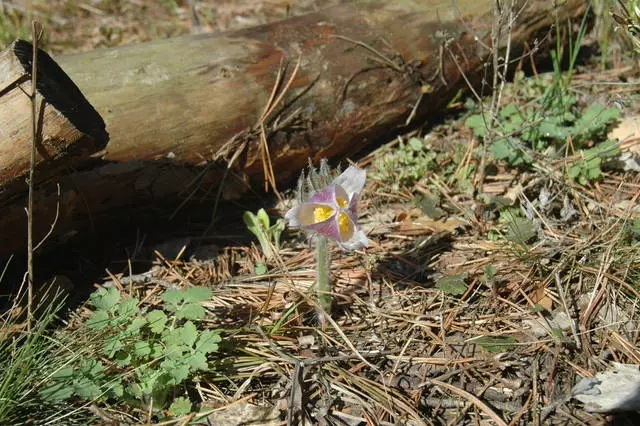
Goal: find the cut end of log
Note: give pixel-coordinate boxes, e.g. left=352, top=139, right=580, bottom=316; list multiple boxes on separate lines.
left=12, top=40, right=109, bottom=145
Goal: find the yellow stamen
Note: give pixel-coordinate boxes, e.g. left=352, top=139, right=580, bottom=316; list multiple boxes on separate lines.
left=336, top=196, right=348, bottom=207
left=313, top=205, right=334, bottom=223
left=338, top=212, right=352, bottom=236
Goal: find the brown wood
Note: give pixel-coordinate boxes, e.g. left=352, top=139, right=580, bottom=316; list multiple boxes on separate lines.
left=0, top=0, right=585, bottom=257
left=0, top=40, right=107, bottom=199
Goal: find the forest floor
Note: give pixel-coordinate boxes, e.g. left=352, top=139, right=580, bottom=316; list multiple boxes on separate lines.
left=1, top=1, right=640, bottom=425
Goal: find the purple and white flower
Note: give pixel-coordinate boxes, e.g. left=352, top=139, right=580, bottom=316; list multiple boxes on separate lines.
left=285, top=165, right=368, bottom=250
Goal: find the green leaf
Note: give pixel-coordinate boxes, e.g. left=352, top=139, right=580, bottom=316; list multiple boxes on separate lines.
left=505, top=217, right=536, bottom=245
left=436, top=273, right=468, bottom=296
left=577, top=104, right=620, bottom=133
left=74, top=378, right=102, bottom=399
left=163, top=361, right=190, bottom=384
left=180, top=321, right=198, bottom=347
left=185, top=351, right=208, bottom=371
left=499, top=103, right=519, bottom=119
left=482, top=264, right=497, bottom=281
left=182, top=286, right=212, bottom=303
left=414, top=194, right=445, bottom=219
left=40, top=381, right=74, bottom=402
left=40, top=367, right=75, bottom=402
left=104, top=335, right=124, bottom=357
left=126, top=316, right=147, bottom=334
left=465, top=114, right=486, bottom=137
left=256, top=208, right=271, bottom=229
left=162, top=328, right=182, bottom=348
left=243, top=211, right=259, bottom=230
left=147, top=309, right=168, bottom=333
left=134, top=341, right=152, bottom=357
left=408, top=137, right=423, bottom=151
left=86, top=310, right=110, bottom=330
left=108, top=381, right=124, bottom=398
left=254, top=262, right=268, bottom=275
left=162, top=289, right=184, bottom=306
left=91, top=287, right=120, bottom=311
left=473, top=335, right=518, bottom=352
left=115, top=350, right=132, bottom=367
left=126, top=382, right=143, bottom=398
left=169, top=396, right=193, bottom=416
left=195, top=330, right=221, bottom=354
left=529, top=303, right=546, bottom=313
left=176, top=302, right=206, bottom=320
left=81, top=359, right=104, bottom=377
left=117, top=298, right=139, bottom=319
left=489, top=139, right=529, bottom=165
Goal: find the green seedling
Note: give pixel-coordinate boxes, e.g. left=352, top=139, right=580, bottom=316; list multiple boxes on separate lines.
left=243, top=208, right=285, bottom=260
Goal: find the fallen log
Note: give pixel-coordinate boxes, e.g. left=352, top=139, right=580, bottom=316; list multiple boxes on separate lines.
left=0, top=0, right=584, bottom=258
left=0, top=40, right=108, bottom=198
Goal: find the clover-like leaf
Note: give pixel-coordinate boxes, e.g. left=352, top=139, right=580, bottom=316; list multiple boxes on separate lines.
left=115, top=350, right=132, bottom=367
left=104, top=335, right=124, bottom=357
left=162, top=289, right=184, bottom=306
left=185, top=351, right=208, bottom=371
left=195, top=330, right=221, bottom=354
left=182, top=286, right=212, bottom=303
left=90, top=287, right=120, bottom=311
left=134, top=341, right=152, bottom=358
left=116, top=297, right=139, bottom=319
left=86, top=310, right=110, bottom=330
left=169, top=396, right=193, bottom=416
left=126, top=316, right=147, bottom=334
left=176, top=302, right=206, bottom=320
left=147, top=309, right=168, bottom=333
left=180, top=321, right=198, bottom=347
left=436, top=273, right=468, bottom=296
left=465, top=114, right=487, bottom=137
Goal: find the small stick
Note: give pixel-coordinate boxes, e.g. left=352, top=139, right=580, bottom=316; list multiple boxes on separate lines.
left=27, top=21, right=42, bottom=329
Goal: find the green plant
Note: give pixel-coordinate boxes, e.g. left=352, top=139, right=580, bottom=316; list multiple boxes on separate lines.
left=466, top=76, right=620, bottom=175
left=41, top=286, right=221, bottom=415
left=567, top=139, right=620, bottom=185
left=372, top=137, right=437, bottom=188
left=0, top=6, right=31, bottom=49
left=471, top=335, right=518, bottom=353
left=243, top=208, right=285, bottom=260
left=0, top=290, right=69, bottom=423
left=436, top=273, right=468, bottom=296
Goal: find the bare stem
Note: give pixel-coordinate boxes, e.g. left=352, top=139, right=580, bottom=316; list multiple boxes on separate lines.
left=27, top=21, right=40, bottom=330
left=315, top=235, right=331, bottom=318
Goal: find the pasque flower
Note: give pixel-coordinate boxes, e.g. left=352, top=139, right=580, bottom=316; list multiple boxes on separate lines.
left=285, top=165, right=368, bottom=250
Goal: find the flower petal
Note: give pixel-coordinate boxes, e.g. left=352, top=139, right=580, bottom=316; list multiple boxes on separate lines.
left=333, top=184, right=349, bottom=208
left=332, top=165, right=366, bottom=198
left=347, top=192, right=359, bottom=214
left=308, top=184, right=337, bottom=204
left=306, top=215, right=342, bottom=241
left=284, top=205, right=302, bottom=227
left=338, top=229, right=368, bottom=250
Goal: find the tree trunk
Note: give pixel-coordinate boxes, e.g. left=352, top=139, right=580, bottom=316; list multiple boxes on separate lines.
left=0, top=0, right=584, bottom=258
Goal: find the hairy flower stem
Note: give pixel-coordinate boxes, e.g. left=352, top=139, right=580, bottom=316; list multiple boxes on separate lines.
left=315, top=235, right=331, bottom=317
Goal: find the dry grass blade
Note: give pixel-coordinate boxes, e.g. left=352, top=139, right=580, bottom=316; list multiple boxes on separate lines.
left=422, top=378, right=508, bottom=426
